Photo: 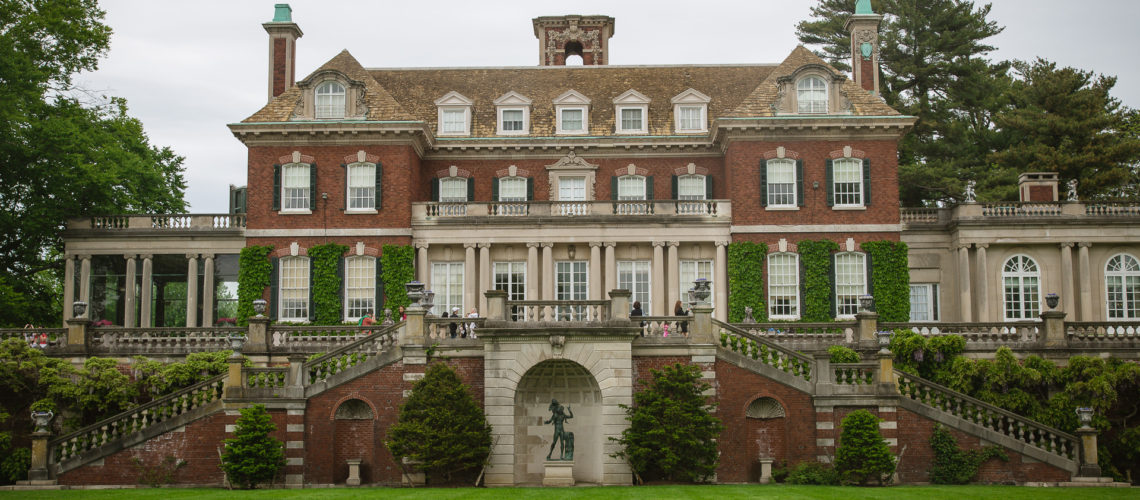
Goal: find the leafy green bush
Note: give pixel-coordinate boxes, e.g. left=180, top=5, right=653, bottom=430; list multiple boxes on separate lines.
left=308, top=243, right=349, bottom=324
left=929, top=424, right=1007, bottom=484
left=889, top=329, right=964, bottom=379
left=828, top=345, right=861, bottom=364
left=727, top=242, right=767, bottom=322
left=785, top=461, right=839, bottom=485
left=220, top=404, right=285, bottom=489
left=835, top=409, right=895, bottom=485
left=381, top=244, right=415, bottom=311
left=386, top=363, right=491, bottom=484
left=798, top=240, right=839, bottom=321
left=860, top=240, right=910, bottom=322
left=613, top=363, right=723, bottom=483
left=0, top=446, right=29, bottom=484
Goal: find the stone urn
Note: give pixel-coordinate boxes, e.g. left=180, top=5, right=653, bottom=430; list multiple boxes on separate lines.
left=421, top=290, right=436, bottom=315
left=230, top=333, right=246, bottom=354
left=252, top=298, right=267, bottom=316
left=405, top=281, right=425, bottom=307
left=72, top=301, right=88, bottom=318
left=31, top=410, right=54, bottom=434
left=691, top=278, right=711, bottom=305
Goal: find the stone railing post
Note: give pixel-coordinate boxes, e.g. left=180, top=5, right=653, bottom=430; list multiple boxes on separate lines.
left=401, top=307, right=426, bottom=346
left=1040, top=309, right=1068, bottom=348
left=855, top=310, right=879, bottom=350
left=813, top=353, right=833, bottom=395
left=288, top=354, right=307, bottom=395
left=246, top=315, right=270, bottom=357
left=65, top=312, right=91, bottom=355
left=609, top=289, right=631, bottom=321
left=1075, top=409, right=1101, bottom=477
left=27, top=411, right=52, bottom=482
left=485, top=290, right=507, bottom=321
left=691, top=305, right=715, bottom=344
left=877, top=350, right=897, bottom=395
left=225, top=353, right=244, bottom=399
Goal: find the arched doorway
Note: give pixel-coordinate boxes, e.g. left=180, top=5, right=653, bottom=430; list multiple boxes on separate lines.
left=513, top=359, right=602, bottom=484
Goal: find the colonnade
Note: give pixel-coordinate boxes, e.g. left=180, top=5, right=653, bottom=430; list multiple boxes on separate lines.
left=63, top=253, right=220, bottom=327
left=956, top=242, right=1094, bottom=322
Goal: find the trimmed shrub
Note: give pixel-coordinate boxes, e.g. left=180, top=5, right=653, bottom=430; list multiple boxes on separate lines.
left=220, top=404, right=285, bottom=489
left=835, top=409, right=895, bottom=485
left=785, top=461, right=840, bottom=485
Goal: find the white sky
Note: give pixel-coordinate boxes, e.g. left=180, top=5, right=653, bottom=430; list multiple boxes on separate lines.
left=75, top=0, right=1140, bottom=213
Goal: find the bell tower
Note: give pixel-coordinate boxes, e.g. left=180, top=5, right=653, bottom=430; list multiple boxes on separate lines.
left=532, top=15, right=615, bottom=66
left=845, top=0, right=882, bottom=94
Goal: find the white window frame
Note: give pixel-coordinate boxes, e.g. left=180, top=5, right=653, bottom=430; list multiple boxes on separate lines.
left=676, top=106, right=704, bottom=132
left=909, top=283, right=939, bottom=322
left=768, top=253, right=799, bottom=320
left=832, top=158, right=863, bottom=208
left=498, top=176, right=527, bottom=202
left=344, top=256, right=375, bottom=321
left=554, top=90, right=591, bottom=135
left=618, top=260, right=652, bottom=315
left=279, top=256, right=309, bottom=322
left=315, top=81, right=346, bottom=119
left=431, top=262, right=464, bottom=316
left=677, top=175, right=706, bottom=200
left=679, top=260, right=714, bottom=308
left=613, top=89, right=650, bottom=135
left=617, top=107, right=646, bottom=134
left=557, top=107, right=587, bottom=135
left=346, top=162, right=376, bottom=212
left=671, top=88, right=711, bottom=134
left=281, top=162, right=310, bottom=213
left=438, top=177, right=468, bottom=202
left=797, top=76, right=828, bottom=114
left=834, top=252, right=866, bottom=318
left=494, top=261, right=527, bottom=320
left=1002, top=255, right=1040, bottom=321
left=555, top=260, right=588, bottom=320
left=617, top=175, right=646, bottom=201
left=435, top=92, right=473, bottom=136
left=558, top=176, right=586, bottom=201
left=497, top=108, right=527, bottom=134
left=767, top=159, right=797, bottom=207
left=1106, top=254, right=1140, bottom=320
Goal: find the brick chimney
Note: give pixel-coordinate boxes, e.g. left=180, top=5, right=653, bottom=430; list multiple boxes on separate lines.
left=532, top=15, right=615, bottom=66
left=845, top=0, right=882, bottom=95
left=263, top=4, right=303, bottom=102
left=1018, top=172, right=1060, bottom=202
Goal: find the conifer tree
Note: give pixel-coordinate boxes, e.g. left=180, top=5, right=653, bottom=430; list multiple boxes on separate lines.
left=220, top=404, right=285, bottom=489
left=835, top=409, right=895, bottom=485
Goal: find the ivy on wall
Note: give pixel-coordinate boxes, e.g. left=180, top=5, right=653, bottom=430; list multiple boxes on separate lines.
left=798, top=239, right=839, bottom=322
left=381, top=244, right=415, bottom=311
left=861, top=240, right=910, bottom=322
left=236, top=245, right=273, bottom=326
left=727, top=241, right=767, bottom=322
left=308, top=243, right=349, bottom=325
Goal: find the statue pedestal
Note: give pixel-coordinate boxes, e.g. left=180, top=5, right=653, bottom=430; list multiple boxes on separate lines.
left=758, top=458, right=774, bottom=484
left=345, top=459, right=362, bottom=486
left=543, top=460, right=575, bottom=487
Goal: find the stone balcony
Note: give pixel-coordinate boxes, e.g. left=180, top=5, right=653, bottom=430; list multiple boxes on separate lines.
left=66, top=214, right=246, bottom=234
left=901, top=202, right=1140, bottom=227
left=412, top=199, right=730, bottom=225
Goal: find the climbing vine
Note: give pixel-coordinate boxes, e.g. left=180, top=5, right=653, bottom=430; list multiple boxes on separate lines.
left=861, top=240, right=910, bottom=322
left=236, top=245, right=273, bottom=326
left=381, top=244, right=415, bottom=311
left=727, top=242, right=767, bottom=322
left=798, top=240, right=839, bottom=321
left=929, top=424, right=1007, bottom=484
left=308, top=243, right=349, bottom=325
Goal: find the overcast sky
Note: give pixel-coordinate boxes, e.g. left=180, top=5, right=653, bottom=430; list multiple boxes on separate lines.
left=76, top=0, right=1140, bottom=213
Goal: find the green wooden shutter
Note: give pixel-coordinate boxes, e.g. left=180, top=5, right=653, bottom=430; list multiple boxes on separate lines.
left=798, top=254, right=806, bottom=319
left=272, top=165, right=281, bottom=211
left=645, top=176, right=654, bottom=200
left=340, top=164, right=348, bottom=210
left=862, top=158, right=871, bottom=206
left=932, top=285, right=939, bottom=321
left=865, top=253, right=874, bottom=297
left=829, top=253, right=837, bottom=318
left=671, top=175, right=678, bottom=200
left=759, top=159, right=768, bottom=207
left=309, top=163, right=318, bottom=210
left=337, top=257, right=346, bottom=320
left=466, top=177, right=475, bottom=202
left=491, top=177, right=500, bottom=201
left=611, top=176, right=618, bottom=201
left=796, top=159, right=805, bottom=207
left=269, top=257, right=279, bottom=320
left=705, top=175, right=714, bottom=200
left=526, top=177, right=534, bottom=201
left=430, top=178, right=439, bottom=201
left=375, top=258, right=385, bottom=314
left=375, top=163, right=383, bottom=210
left=307, top=258, right=316, bottom=322
left=825, top=159, right=834, bottom=207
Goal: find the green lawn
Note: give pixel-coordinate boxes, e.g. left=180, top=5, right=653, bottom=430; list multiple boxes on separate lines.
left=0, top=485, right=1134, bottom=499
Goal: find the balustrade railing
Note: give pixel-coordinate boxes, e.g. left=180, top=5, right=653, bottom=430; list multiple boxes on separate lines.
left=244, top=367, right=288, bottom=389
left=880, top=322, right=1039, bottom=343
left=832, top=362, right=876, bottom=386
left=981, top=203, right=1063, bottom=217
left=1085, top=202, right=1140, bottom=216
left=414, top=200, right=728, bottom=220
left=895, top=370, right=1077, bottom=461
left=612, top=201, right=653, bottom=215
left=507, top=300, right=610, bottom=322
left=639, top=316, right=689, bottom=337
left=715, top=320, right=813, bottom=383
left=91, top=326, right=243, bottom=352
left=1066, top=321, right=1140, bottom=343
left=732, top=322, right=854, bottom=342
left=424, top=202, right=468, bottom=217
left=50, top=374, right=226, bottom=464
left=0, top=327, right=66, bottom=347
left=425, top=317, right=486, bottom=340
left=270, top=325, right=378, bottom=349
left=675, top=200, right=719, bottom=216
left=302, top=322, right=400, bottom=385
left=83, top=214, right=245, bottom=230
left=900, top=207, right=944, bottom=223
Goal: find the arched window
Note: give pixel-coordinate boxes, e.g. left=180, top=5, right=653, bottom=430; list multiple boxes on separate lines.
left=796, top=76, right=827, bottom=114
left=1003, top=255, right=1040, bottom=320
left=315, top=81, right=346, bottom=119
left=1106, top=254, right=1140, bottom=319
left=617, top=175, right=646, bottom=200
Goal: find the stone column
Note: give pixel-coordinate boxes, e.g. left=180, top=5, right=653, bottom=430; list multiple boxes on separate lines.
left=415, top=242, right=429, bottom=284
left=1060, top=243, right=1075, bottom=316
left=651, top=241, right=665, bottom=315
left=957, top=244, right=972, bottom=322
left=666, top=241, right=680, bottom=314
left=186, top=253, right=199, bottom=328
left=124, top=254, right=137, bottom=328
left=975, top=244, right=989, bottom=322
left=140, top=254, right=154, bottom=328
left=464, top=243, right=477, bottom=313
left=526, top=242, right=540, bottom=300
left=604, top=242, right=617, bottom=296
left=1078, top=243, right=1092, bottom=320
left=478, top=243, right=491, bottom=314
left=714, top=240, right=729, bottom=322
left=63, top=256, right=75, bottom=322
left=202, top=254, right=216, bottom=327
left=78, top=255, right=92, bottom=306
left=589, top=242, right=602, bottom=300
left=541, top=243, right=554, bottom=300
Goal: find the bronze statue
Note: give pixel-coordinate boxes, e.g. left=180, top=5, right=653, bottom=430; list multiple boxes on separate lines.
left=544, top=399, right=575, bottom=460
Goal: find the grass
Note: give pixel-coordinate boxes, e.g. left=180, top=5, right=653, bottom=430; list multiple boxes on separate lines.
left=0, top=485, right=1134, bottom=499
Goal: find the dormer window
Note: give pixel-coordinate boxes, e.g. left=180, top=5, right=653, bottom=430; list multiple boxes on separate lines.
left=613, top=89, right=650, bottom=134
left=315, top=81, right=346, bottom=119
left=797, top=76, right=827, bottom=114
left=435, top=92, right=474, bottom=136
left=671, top=89, right=711, bottom=133
left=494, top=91, right=532, bottom=135
left=554, top=90, right=591, bottom=135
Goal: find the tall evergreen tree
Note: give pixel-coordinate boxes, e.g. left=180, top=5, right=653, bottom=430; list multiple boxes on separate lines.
left=220, top=404, right=286, bottom=489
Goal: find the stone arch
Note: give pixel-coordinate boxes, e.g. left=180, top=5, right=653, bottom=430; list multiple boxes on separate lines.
left=744, top=394, right=789, bottom=480
left=331, top=397, right=376, bottom=485
left=514, top=359, right=602, bottom=485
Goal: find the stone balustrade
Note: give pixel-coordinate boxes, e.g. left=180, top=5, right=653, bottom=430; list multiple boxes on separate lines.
left=413, top=200, right=729, bottom=223
left=76, top=214, right=245, bottom=231
left=506, top=300, right=610, bottom=322
left=900, top=201, right=1140, bottom=228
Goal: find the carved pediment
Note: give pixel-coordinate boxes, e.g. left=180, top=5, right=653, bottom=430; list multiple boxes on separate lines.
left=546, top=151, right=598, bottom=171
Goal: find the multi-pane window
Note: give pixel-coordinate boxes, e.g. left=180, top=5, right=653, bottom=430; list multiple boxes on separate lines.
left=768, top=253, right=799, bottom=319
left=796, top=76, right=827, bottom=114
left=499, top=177, right=527, bottom=201
left=678, top=175, right=706, bottom=200
left=1002, top=255, right=1040, bottom=320
left=494, top=261, right=526, bottom=320
left=1106, top=254, right=1140, bottom=319
left=431, top=262, right=464, bottom=316
left=618, top=175, right=646, bottom=200
left=559, top=108, right=584, bottom=132
left=556, top=261, right=588, bottom=320
left=441, top=109, right=467, bottom=134
left=618, top=261, right=651, bottom=314
left=279, top=257, right=309, bottom=321
left=679, top=260, right=714, bottom=307
left=500, top=109, right=525, bottom=132
left=559, top=176, right=586, bottom=201
left=344, top=256, right=375, bottom=321
left=677, top=106, right=703, bottom=131
left=619, top=108, right=644, bottom=132
left=315, top=81, right=346, bottom=119
left=767, top=159, right=796, bottom=206
left=834, top=252, right=866, bottom=317
left=346, top=162, right=375, bottom=210
left=909, top=284, right=939, bottom=322
left=832, top=158, right=863, bottom=207
left=282, top=163, right=310, bottom=211
left=439, top=177, right=467, bottom=202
